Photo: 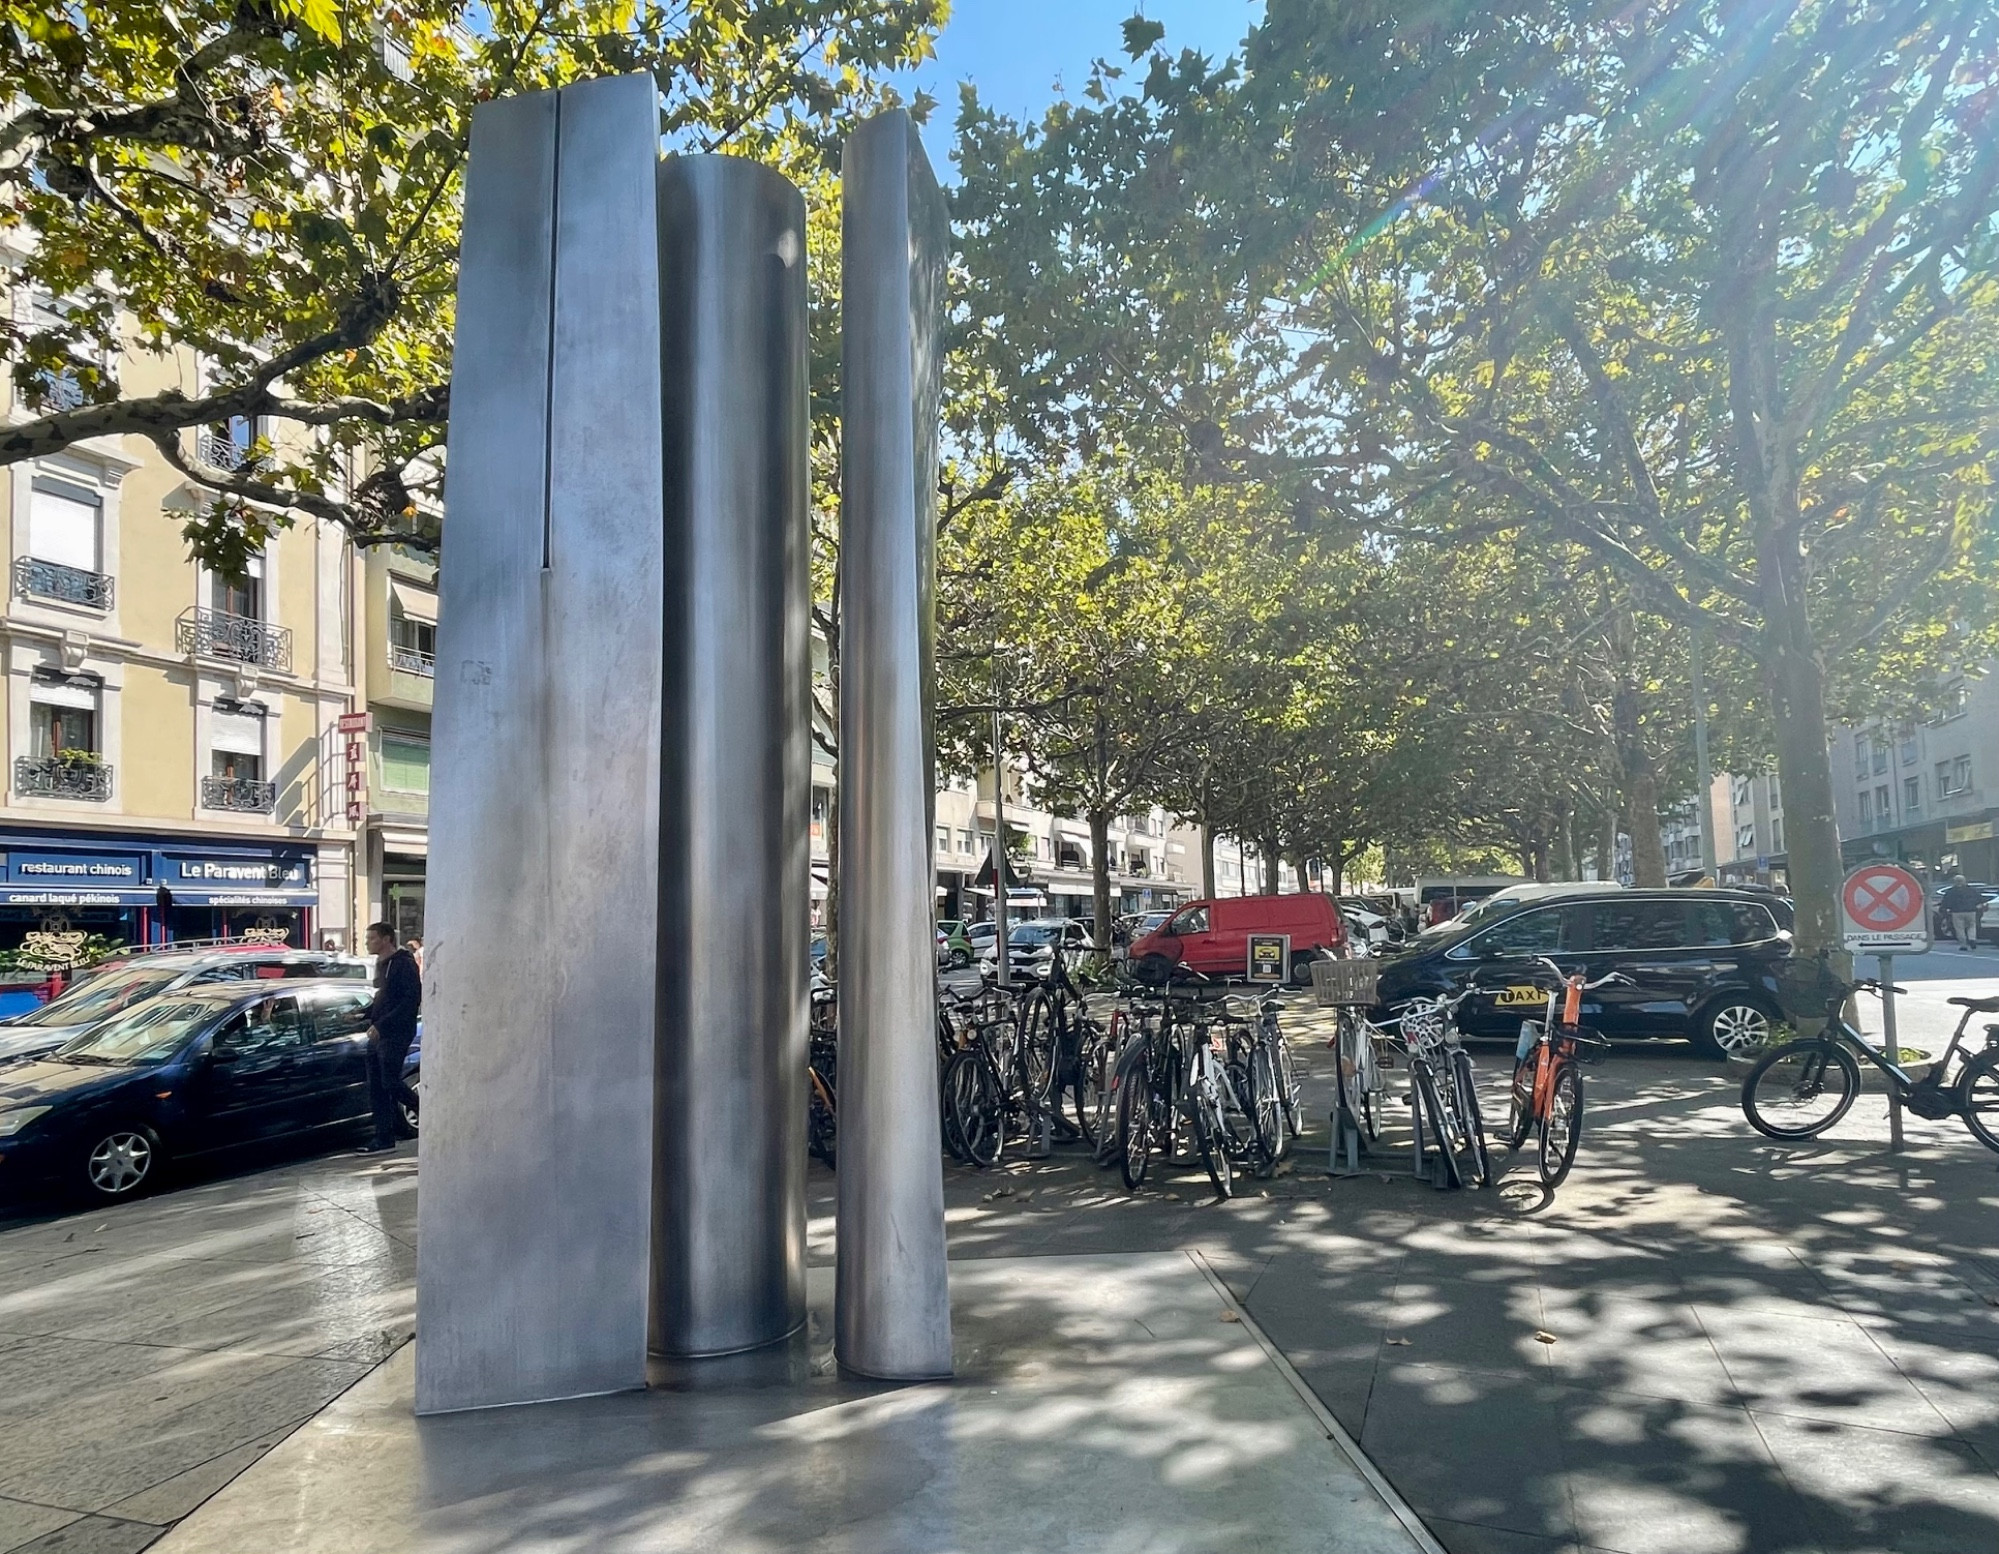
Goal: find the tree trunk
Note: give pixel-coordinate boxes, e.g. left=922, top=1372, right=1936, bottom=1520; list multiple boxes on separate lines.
left=1611, top=616, right=1668, bottom=888
left=1555, top=806, right=1577, bottom=882
left=1597, top=806, right=1618, bottom=884
left=1089, top=808, right=1112, bottom=951
left=1761, top=600, right=1844, bottom=954
left=1262, top=845, right=1280, bottom=895
left=1324, top=849, right=1346, bottom=898
left=1200, top=826, right=1217, bottom=898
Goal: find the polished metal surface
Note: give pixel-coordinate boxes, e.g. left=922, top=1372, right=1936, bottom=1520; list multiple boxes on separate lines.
left=418, top=73, right=663, bottom=1414
left=834, top=109, right=954, bottom=1381
left=651, top=154, right=810, bottom=1359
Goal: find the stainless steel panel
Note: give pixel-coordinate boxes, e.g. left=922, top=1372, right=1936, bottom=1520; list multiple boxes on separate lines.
left=652, top=155, right=810, bottom=1358
left=417, top=72, right=663, bottom=1414
left=834, top=110, right=954, bottom=1381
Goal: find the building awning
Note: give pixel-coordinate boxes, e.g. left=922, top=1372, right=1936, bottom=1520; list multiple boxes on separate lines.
left=390, top=578, right=439, bottom=623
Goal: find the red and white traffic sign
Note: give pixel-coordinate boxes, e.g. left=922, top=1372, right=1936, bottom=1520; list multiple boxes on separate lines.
left=1840, top=862, right=1931, bottom=952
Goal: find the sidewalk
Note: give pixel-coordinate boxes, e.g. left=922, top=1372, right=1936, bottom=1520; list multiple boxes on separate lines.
left=1, top=1003, right=1996, bottom=1553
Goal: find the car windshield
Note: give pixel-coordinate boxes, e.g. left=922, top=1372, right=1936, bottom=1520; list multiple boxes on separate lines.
left=13, top=963, right=185, bottom=1027
left=1009, top=924, right=1062, bottom=946
left=53, top=995, right=224, bottom=1065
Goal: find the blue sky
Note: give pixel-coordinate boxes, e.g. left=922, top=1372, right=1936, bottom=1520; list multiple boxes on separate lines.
left=903, top=1, right=1264, bottom=142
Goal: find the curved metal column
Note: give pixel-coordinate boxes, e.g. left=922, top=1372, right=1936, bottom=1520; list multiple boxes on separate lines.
left=835, top=109, right=953, bottom=1381
left=418, top=72, right=663, bottom=1414
left=650, top=156, right=811, bottom=1358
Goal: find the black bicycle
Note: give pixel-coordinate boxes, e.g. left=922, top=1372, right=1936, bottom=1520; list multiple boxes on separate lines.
left=1741, top=961, right=1999, bottom=1151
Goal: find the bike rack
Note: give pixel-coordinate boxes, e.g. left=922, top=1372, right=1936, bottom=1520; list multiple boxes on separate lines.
left=1327, top=1086, right=1452, bottom=1189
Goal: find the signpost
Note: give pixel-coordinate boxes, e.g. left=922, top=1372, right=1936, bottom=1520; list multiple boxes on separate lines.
left=1839, top=861, right=1932, bottom=1152
left=1247, top=933, right=1290, bottom=985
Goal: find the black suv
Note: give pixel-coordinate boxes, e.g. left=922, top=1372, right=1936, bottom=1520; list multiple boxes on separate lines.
left=1372, top=888, right=1792, bottom=1059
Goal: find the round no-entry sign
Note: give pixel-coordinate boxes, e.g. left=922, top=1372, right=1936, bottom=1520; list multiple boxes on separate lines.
left=1840, top=862, right=1931, bottom=951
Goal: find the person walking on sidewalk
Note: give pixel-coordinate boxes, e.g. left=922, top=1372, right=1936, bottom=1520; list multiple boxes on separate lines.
left=357, top=921, right=422, bottom=1152
left=1941, top=875, right=1987, bottom=952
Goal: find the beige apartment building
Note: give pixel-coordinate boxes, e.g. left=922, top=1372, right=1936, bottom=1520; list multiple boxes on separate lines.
left=2, top=261, right=425, bottom=954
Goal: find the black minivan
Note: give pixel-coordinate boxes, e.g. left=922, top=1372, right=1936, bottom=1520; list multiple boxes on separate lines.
left=1372, top=888, right=1792, bottom=1059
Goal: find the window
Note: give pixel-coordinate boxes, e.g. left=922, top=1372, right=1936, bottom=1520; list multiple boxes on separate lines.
left=1464, top=907, right=1571, bottom=958
left=211, top=555, right=262, bottom=619
left=957, top=829, right=973, bottom=853
left=1936, top=682, right=1969, bottom=722
left=1854, top=737, right=1870, bottom=778
left=1688, top=901, right=1778, bottom=947
left=379, top=736, right=430, bottom=794
left=312, top=989, right=375, bottom=1039
left=1768, top=775, right=1782, bottom=809
left=935, top=826, right=950, bottom=852
left=1901, top=735, right=1917, bottom=766
left=29, top=480, right=101, bottom=574
left=1904, top=776, right=1921, bottom=813
left=1772, top=817, right=1784, bottom=853
left=389, top=580, right=438, bottom=667
left=1737, top=822, right=1757, bottom=852
left=211, top=706, right=264, bottom=782
left=29, top=695, right=96, bottom=758
left=1876, top=785, right=1890, bottom=818
left=1170, top=905, right=1210, bottom=935
left=1871, top=743, right=1888, bottom=774
left=1938, top=756, right=1973, bottom=796
left=1732, top=776, right=1751, bottom=808
left=1858, top=790, right=1873, bottom=822
left=1589, top=900, right=1688, bottom=952
left=213, top=995, right=305, bottom=1060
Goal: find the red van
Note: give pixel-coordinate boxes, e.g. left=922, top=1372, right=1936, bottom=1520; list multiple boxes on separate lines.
left=1129, top=894, right=1348, bottom=985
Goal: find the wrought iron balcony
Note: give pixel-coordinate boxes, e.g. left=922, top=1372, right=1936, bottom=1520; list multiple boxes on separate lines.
left=196, top=431, right=249, bottom=470
left=390, top=644, right=436, bottom=677
left=201, top=775, right=277, bottom=812
left=14, top=556, right=114, bottom=610
left=16, top=755, right=112, bottom=802
left=176, top=607, right=293, bottom=672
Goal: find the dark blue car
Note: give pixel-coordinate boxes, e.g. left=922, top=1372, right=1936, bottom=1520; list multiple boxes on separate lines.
left=0, top=979, right=416, bottom=1204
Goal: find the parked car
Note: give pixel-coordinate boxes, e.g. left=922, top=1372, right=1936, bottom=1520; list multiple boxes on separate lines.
left=935, top=919, right=975, bottom=969
left=0, top=948, right=370, bottom=1068
left=1128, top=893, right=1349, bottom=987
left=979, top=918, right=1093, bottom=978
left=966, top=921, right=1000, bottom=955
left=0, top=979, right=414, bottom=1204
left=1418, top=881, right=1627, bottom=939
left=1372, top=887, right=1792, bottom=1059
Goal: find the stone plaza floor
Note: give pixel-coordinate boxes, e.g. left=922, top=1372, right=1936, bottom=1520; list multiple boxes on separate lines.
left=1, top=980, right=1997, bottom=1552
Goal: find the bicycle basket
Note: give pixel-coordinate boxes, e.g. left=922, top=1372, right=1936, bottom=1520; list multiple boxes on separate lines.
left=1312, top=958, right=1380, bottom=1007
left=1772, top=956, right=1848, bottom=1023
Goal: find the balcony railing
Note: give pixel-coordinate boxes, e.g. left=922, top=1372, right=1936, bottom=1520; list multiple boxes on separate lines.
left=201, top=775, right=277, bottom=812
left=390, top=644, right=436, bottom=677
left=16, top=756, right=112, bottom=802
left=176, top=608, right=293, bottom=673
left=14, top=556, right=113, bottom=610
left=196, top=431, right=249, bottom=470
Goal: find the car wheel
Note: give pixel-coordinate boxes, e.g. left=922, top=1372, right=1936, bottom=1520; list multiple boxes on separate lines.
left=400, top=1067, right=421, bottom=1137
left=82, top=1124, right=161, bottom=1202
left=1696, top=997, right=1777, bottom=1061
left=951, top=949, right=970, bottom=970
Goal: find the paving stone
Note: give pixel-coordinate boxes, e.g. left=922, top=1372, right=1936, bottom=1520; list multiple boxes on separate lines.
left=1752, top=1410, right=1999, bottom=1554
left=0, top=1497, right=78, bottom=1554
left=6, top=1516, right=159, bottom=1554
left=98, top=1435, right=288, bottom=1527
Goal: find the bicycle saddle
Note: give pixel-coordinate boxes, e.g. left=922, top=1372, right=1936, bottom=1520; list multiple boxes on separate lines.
left=1948, top=994, right=1999, bottom=1012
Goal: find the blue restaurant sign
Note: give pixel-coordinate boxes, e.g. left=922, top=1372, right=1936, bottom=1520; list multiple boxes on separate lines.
left=0, top=830, right=315, bottom=908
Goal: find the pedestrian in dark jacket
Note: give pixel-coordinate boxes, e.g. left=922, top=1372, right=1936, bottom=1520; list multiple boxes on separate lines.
left=358, top=921, right=421, bottom=1152
left=1941, top=875, right=1987, bottom=952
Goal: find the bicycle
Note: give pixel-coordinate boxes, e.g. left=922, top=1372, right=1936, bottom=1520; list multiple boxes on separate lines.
left=808, top=974, right=838, bottom=1167
left=1183, top=993, right=1279, bottom=1197
left=1330, top=1002, right=1390, bottom=1144
left=1494, top=956, right=1629, bottom=1189
left=1741, top=957, right=1999, bottom=1150
left=1387, top=986, right=1492, bottom=1189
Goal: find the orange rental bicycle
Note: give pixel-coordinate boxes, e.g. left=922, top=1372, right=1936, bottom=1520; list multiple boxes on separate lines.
left=1496, top=955, right=1628, bottom=1187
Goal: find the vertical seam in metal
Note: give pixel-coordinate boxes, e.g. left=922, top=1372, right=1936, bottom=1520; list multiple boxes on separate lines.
left=540, top=91, right=562, bottom=572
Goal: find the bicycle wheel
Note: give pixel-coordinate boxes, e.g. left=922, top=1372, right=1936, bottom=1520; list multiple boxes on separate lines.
left=1074, top=1017, right=1110, bottom=1148
left=1451, top=1048, right=1492, bottom=1188
left=1504, top=1054, right=1535, bottom=1151
left=1248, top=1044, right=1283, bottom=1176
left=1117, top=1038, right=1157, bottom=1190
left=1336, top=1012, right=1369, bottom=1136
left=1193, top=1068, right=1235, bottom=1199
left=1275, top=1025, right=1302, bottom=1143
left=1741, top=1038, right=1861, bottom=1140
left=1413, top=1063, right=1462, bottom=1189
left=1958, top=1048, right=1999, bottom=1155
left=1017, top=989, right=1060, bottom=1112
left=808, top=1067, right=837, bottom=1169
left=1537, top=1063, right=1583, bottom=1188
left=947, top=1048, right=1005, bottom=1168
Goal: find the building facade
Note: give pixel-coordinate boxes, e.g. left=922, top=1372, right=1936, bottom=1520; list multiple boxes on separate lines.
left=1830, top=667, right=1998, bottom=882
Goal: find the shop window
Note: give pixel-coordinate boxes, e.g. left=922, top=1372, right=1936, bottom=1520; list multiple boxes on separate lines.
left=380, top=735, right=431, bottom=794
